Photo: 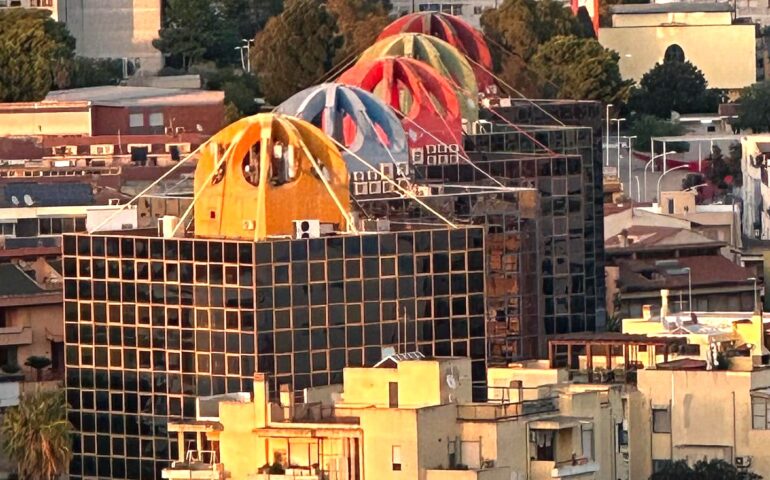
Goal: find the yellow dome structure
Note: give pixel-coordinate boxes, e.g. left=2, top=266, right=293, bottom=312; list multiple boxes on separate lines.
left=357, top=33, right=479, bottom=122
left=193, top=113, right=351, bottom=240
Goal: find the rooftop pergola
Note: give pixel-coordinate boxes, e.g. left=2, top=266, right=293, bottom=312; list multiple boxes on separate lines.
left=548, top=332, right=687, bottom=382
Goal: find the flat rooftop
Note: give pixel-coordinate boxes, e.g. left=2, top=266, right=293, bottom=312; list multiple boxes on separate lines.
left=45, top=86, right=224, bottom=108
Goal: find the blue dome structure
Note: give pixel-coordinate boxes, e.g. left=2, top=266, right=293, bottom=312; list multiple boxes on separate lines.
left=276, top=83, right=409, bottom=173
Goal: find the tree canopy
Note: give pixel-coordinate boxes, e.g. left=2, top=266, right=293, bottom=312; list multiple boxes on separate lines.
left=1, top=389, right=72, bottom=480
left=0, top=9, right=75, bottom=102
left=153, top=0, right=238, bottom=70
left=737, top=81, right=770, bottom=133
left=530, top=35, right=631, bottom=104
left=251, top=0, right=342, bottom=105
left=628, top=115, right=688, bottom=152
left=650, top=459, right=761, bottom=480
left=480, top=0, right=598, bottom=96
left=629, top=59, right=719, bottom=118
left=328, top=0, right=391, bottom=64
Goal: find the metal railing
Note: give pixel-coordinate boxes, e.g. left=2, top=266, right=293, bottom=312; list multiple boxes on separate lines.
left=457, top=397, right=558, bottom=421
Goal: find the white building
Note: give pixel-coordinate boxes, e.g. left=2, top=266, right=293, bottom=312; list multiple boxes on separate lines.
left=389, top=0, right=500, bottom=28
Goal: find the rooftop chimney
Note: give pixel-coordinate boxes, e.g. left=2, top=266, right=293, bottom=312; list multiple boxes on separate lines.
left=660, top=289, right=670, bottom=322
left=642, top=305, right=652, bottom=321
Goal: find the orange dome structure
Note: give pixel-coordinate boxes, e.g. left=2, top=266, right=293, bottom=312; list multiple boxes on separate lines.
left=193, top=113, right=351, bottom=241
left=377, top=12, right=496, bottom=93
left=338, top=56, right=464, bottom=157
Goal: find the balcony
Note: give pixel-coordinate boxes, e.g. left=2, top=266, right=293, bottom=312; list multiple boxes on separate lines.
left=530, top=459, right=599, bottom=479
left=161, top=450, right=225, bottom=480
left=161, top=462, right=224, bottom=479
left=250, top=473, right=323, bottom=480
left=425, top=467, right=512, bottom=480
left=0, top=326, right=32, bottom=346
left=457, top=397, right=558, bottom=421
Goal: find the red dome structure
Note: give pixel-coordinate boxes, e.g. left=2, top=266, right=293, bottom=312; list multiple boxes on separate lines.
left=338, top=57, right=464, bottom=162
left=377, top=12, right=496, bottom=93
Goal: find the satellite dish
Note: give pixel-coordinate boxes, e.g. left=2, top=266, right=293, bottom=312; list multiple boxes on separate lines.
left=10, top=196, right=18, bottom=206
left=446, top=373, right=457, bottom=390
left=23, top=194, right=33, bottom=206
left=196, top=124, right=204, bottom=133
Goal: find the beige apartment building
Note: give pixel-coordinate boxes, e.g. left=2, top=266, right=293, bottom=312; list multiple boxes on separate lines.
left=163, top=355, right=627, bottom=480
left=598, top=3, right=756, bottom=90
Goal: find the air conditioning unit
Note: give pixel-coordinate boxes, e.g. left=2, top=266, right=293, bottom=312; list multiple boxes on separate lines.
left=361, top=218, right=390, bottom=232
left=736, top=456, right=752, bottom=468
left=293, top=219, right=321, bottom=239
left=175, top=127, right=185, bottom=135
left=90, top=144, right=114, bottom=155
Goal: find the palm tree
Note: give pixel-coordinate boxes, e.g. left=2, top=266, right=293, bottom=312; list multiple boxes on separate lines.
left=0, top=389, right=72, bottom=479
left=24, top=356, right=52, bottom=382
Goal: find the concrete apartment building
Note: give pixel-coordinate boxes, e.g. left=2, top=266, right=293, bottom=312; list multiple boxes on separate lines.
left=0, top=0, right=163, bottom=73
left=598, top=3, right=757, bottom=90
left=163, top=356, right=624, bottom=480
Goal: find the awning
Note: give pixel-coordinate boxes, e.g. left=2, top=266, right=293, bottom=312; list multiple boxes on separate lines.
left=528, top=416, right=591, bottom=430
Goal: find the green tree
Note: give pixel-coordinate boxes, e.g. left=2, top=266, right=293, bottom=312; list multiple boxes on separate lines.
left=0, top=9, right=75, bottom=101
left=251, top=0, right=342, bottom=105
left=62, top=57, right=125, bottom=89
left=628, top=115, right=688, bottom=153
left=650, top=458, right=761, bottom=480
left=481, top=0, right=594, bottom=95
left=218, top=0, right=285, bottom=41
left=153, top=0, right=238, bottom=70
left=704, top=142, right=742, bottom=189
left=328, top=0, right=391, bottom=64
left=737, top=81, right=770, bottom=133
left=629, top=59, right=718, bottom=118
left=530, top=35, right=631, bottom=103
left=24, top=356, right=52, bottom=382
left=190, top=63, right=262, bottom=121
left=0, top=389, right=72, bottom=480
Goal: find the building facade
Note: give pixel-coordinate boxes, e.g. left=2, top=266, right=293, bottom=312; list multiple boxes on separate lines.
left=599, top=3, right=757, bottom=90
left=62, top=227, right=489, bottom=479
left=389, top=0, right=500, bottom=28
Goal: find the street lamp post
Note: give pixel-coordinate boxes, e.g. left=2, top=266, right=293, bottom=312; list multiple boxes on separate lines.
left=656, top=164, right=689, bottom=205
left=634, top=176, right=641, bottom=202
left=644, top=151, right=676, bottom=202
left=625, top=135, right=637, bottom=200
left=605, top=104, right=613, bottom=167
left=611, top=118, right=626, bottom=176
left=235, top=39, right=255, bottom=72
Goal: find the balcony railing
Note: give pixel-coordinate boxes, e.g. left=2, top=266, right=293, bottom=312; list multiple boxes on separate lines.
left=457, top=397, right=558, bottom=421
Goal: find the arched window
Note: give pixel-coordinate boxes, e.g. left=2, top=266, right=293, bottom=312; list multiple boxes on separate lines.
left=664, top=44, right=685, bottom=63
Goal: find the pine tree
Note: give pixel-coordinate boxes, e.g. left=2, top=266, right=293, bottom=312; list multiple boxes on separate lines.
left=251, top=0, right=342, bottom=105
left=0, top=9, right=75, bottom=102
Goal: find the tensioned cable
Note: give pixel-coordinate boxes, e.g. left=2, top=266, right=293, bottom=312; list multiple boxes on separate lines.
left=394, top=111, right=506, bottom=188
left=470, top=39, right=566, bottom=127
left=91, top=142, right=204, bottom=232
left=330, top=137, right=458, bottom=229
left=284, top=120, right=360, bottom=234
left=170, top=134, right=244, bottom=237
